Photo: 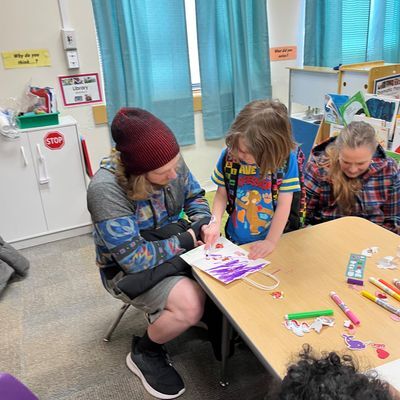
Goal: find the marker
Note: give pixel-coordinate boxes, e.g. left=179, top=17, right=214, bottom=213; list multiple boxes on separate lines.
left=361, top=290, right=400, bottom=316
left=347, top=278, right=364, bottom=286
left=378, top=278, right=400, bottom=296
left=393, top=279, right=400, bottom=290
left=330, top=291, right=360, bottom=325
left=285, top=309, right=334, bottom=320
left=369, top=277, right=400, bottom=302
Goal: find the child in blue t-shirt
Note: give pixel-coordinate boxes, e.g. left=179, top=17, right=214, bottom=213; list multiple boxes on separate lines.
left=204, top=99, right=300, bottom=259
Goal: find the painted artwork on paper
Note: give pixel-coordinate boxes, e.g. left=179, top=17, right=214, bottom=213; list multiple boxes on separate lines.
left=180, top=237, right=270, bottom=284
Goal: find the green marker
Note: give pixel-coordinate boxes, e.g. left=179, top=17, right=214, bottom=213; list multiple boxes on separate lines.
left=285, top=309, right=334, bottom=320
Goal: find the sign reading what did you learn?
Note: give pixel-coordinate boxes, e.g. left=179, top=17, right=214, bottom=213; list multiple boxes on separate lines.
left=270, top=46, right=297, bottom=61
left=2, top=49, right=51, bottom=68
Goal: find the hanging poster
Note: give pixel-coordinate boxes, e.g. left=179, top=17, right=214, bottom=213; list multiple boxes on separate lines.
left=2, top=49, right=51, bottom=68
left=270, top=46, right=297, bottom=61
left=374, top=74, right=400, bottom=99
left=58, top=73, right=102, bottom=106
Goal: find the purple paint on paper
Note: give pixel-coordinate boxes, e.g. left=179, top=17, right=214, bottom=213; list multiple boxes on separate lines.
left=205, top=258, right=266, bottom=284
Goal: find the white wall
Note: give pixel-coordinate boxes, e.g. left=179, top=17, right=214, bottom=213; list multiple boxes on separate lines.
left=0, top=0, right=111, bottom=173
left=267, top=0, right=305, bottom=103
left=0, top=0, right=303, bottom=189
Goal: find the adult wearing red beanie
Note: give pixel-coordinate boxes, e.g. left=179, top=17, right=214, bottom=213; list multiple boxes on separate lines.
left=87, top=108, right=212, bottom=399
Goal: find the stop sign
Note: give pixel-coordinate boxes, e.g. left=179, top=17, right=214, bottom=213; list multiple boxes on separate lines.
left=44, top=131, right=65, bottom=150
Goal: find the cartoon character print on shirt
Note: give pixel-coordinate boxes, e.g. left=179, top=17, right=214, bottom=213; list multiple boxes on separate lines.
left=236, top=189, right=274, bottom=235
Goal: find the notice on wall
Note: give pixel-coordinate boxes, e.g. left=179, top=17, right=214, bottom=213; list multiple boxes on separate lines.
left=270, top=46, right=297, bottom=61
left=58, top=73, right=103, bottom=106
left=2, top=49, right=51, bottom=68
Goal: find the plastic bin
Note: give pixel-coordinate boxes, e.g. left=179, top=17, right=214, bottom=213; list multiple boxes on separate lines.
left=17, top=112, right=59, bottom=129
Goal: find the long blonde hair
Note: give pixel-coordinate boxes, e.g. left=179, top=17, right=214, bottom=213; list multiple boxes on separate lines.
left=326, top=121, right=377, bottom=214
left=111, top=149, right=154, bottom=200
left=225, top=99, right=296, bottom=177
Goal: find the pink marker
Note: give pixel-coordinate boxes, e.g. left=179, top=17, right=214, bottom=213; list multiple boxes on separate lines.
left=330, top=291, right=361, bottom=325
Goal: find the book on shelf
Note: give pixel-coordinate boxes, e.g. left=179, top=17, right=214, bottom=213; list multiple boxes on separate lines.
left=364, top=93, right=400, bottom=142
left=324, top=93, right=349, bottom=125
left=339, top=91, right=370, bottom=126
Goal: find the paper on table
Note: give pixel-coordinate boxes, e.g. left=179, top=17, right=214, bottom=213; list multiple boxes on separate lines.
left=372, top=358, right=400, bottom=391
left=180, top=237, right=270, bottom=284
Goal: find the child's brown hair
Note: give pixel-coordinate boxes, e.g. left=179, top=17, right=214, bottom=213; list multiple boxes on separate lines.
left=225, top=99, right=296, bottom=177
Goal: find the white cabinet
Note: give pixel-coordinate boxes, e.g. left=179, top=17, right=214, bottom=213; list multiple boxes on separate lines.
left=0, top=116, right=92, bottom=248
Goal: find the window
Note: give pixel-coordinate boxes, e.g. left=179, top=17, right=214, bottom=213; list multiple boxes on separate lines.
left=184, top=0, right=200, bottom=88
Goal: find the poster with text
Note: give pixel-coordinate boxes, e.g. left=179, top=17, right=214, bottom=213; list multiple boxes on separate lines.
left=59, top=73, right=102, bottom=106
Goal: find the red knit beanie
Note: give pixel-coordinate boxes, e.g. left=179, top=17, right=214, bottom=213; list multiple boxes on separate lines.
left=111, top=108, right=180, bottom=175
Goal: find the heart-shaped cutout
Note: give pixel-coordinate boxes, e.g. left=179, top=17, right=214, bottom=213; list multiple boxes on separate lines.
left=376, top=348, right=390, bottom=359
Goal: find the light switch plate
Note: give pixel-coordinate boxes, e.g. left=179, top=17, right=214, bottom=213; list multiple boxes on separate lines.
left=66, top=50, right=80, bottom=69
left=61, top=29, right=77, bottom=50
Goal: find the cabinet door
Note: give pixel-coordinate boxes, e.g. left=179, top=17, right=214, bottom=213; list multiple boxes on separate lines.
left=28, top=124, right=91, bottom=232
left=0, top=134, right=47, bottom=242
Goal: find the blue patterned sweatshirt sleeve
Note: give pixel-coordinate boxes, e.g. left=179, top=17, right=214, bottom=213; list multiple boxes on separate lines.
left=87, top=160, right=202, bottom=274
left=183, top=168, right=212, bottom=222
left=94, top=215, right=184, bottom=273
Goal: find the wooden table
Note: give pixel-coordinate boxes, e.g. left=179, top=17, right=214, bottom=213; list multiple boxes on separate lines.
left=193, top=217, right=400, bottom=383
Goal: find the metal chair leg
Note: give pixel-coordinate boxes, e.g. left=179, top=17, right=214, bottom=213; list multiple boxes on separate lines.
left=103, top=303, right=130, bottom=342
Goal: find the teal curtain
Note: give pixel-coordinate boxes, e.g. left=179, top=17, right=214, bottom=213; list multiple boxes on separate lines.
left=195, top=0, right=272, bottom=140
left=304, top=0, right=400, bottom=67
left=92, top=0, right=195, bottom=145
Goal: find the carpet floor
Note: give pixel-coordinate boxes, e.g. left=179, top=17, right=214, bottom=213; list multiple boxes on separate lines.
left=0, top=234, right=276, bottom=399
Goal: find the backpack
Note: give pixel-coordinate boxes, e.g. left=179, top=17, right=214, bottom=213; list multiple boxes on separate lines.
left=223, top=147, right=306, bottom=233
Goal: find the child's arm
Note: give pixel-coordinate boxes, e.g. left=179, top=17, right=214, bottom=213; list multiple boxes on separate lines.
left=248, top=192, right=292, bottom=259
left=202, top=186, right=227, bottom=248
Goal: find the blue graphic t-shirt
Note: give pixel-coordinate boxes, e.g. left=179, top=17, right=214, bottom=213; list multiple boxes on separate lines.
left=212, top=148, right=300, bottom=244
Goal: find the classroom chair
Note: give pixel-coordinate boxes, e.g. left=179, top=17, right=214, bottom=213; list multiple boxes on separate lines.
left=103, top=302, right=131, bottom=342
left=100, top=268, right=148, bottom=342
left=0, top=372, right=38, bottom=400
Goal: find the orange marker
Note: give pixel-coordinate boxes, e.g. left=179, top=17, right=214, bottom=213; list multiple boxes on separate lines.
left=378, top=278, right=400, bottom=296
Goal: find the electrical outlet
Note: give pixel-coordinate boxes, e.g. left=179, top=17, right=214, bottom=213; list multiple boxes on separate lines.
left=61, top=29, right=77, bottom=50
left=66, top=50, right=80, bottom=69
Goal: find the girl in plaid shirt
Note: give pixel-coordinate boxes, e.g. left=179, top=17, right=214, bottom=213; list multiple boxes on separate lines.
left=304, top=121, right=399, bottom=234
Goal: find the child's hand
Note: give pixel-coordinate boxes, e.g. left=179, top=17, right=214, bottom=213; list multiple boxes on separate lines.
left=201, top=221, right=221, bottom=249
left=248, top=239, right=276, bottom=260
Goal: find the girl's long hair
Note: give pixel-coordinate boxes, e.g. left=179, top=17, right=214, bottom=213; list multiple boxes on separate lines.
left=225, top=99, right=296, bottom=177
left=325, top=121, right=377, bottom=214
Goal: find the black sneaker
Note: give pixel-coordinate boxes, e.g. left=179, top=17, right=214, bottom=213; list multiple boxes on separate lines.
left=126, top=336, right=185, bottom=399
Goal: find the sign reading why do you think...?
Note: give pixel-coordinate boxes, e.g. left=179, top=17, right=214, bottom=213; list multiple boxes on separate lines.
left=2, top=49, right=51, bottom=68
left=269, top=46, right=297, bottom=61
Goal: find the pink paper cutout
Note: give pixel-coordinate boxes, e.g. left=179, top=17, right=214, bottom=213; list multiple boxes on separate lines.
left=376, top=348, right=390, bottom=359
